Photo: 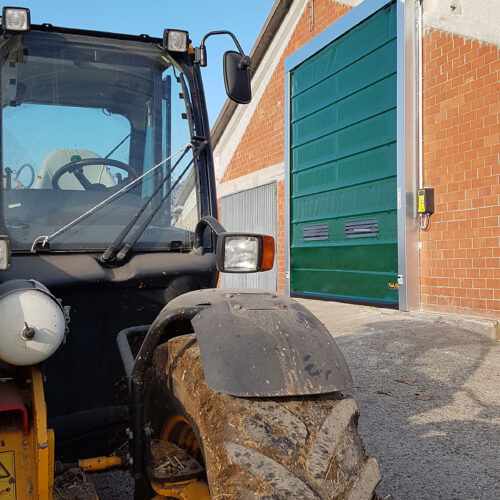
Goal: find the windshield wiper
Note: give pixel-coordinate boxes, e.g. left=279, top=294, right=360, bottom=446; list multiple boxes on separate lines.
left=101, top=137, right=207, bottom=263
left=114, top=159, right=194, bottom=261
left=100, top=148, right=191, bottom=262
left=31, top=143, right=193, bottom=253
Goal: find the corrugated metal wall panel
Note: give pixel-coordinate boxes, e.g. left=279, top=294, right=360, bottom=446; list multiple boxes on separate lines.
left=220, top=183, right=277, bottom=291
left=289, top=2, right=398, bottom=304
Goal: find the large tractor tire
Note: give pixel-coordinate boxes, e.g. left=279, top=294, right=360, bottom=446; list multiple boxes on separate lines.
left=151, top=334, right=380, bottom=499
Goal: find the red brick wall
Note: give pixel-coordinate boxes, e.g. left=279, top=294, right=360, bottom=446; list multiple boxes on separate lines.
left=219, top=0, right=352, bottom=293
left=421, top=29, right=500, bottom=318
left=276, top=180, right=286, bottom=291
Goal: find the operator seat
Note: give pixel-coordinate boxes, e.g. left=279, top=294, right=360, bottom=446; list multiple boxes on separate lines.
left=34, top=148, right=116, bottom=190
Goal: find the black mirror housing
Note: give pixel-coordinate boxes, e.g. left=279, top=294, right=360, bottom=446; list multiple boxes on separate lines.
left=223, top=51, right=251, bottom=104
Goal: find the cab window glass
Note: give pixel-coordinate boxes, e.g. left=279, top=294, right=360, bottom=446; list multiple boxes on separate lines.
left=3, top=104, right=131, bottom=190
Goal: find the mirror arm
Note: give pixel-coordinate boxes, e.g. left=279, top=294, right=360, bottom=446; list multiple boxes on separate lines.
left=193, top=215, right=226, bottom=255
left=195, top=30, right=249, bottom=67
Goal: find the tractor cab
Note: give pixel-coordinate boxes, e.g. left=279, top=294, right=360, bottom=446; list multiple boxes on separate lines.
left=1, top=22, right=202, bottom=256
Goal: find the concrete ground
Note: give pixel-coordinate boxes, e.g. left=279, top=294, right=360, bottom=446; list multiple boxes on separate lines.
left=297, top=298, right=500, bottom=500
left=90, top=299, right=500, bottom=499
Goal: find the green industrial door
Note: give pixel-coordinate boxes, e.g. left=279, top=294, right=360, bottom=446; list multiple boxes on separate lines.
left=289, top=2, right=398, bottom=304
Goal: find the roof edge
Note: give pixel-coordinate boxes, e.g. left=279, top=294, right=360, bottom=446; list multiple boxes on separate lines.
left=210, top=0, right=293, bottom=149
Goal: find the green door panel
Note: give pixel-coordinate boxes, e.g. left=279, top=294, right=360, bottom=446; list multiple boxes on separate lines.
left=292, top=212, right=397, bottom=250
left=289, top=2, right=397, bottom=304
left=293, top=143, right=396, bottom=197
left=291, top=268, right=398, bottom=303
left=292, top=177, right=397, bottom=222
left=291, top=42, right=397, bottom=123
left=290, top=3, right=397, bottom=97
left=291, top=73, right=396, bottom=148
left=292, top=109, right=396, bottom=172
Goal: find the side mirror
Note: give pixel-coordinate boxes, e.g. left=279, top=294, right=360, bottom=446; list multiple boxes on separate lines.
left=216, top=233, right=274, bottom=273
left=193, top=217, right=273, bottom=273
left=223, top=51, right=251, bottom=104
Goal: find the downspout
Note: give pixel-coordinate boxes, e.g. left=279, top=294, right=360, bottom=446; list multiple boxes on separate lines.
left=417, top=0, right=429, bottom=230
left=417, top=0, right=423, bottom=191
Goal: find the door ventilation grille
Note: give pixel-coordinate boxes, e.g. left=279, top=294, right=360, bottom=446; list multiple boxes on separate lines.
left=303, top=224, right=328, bottom=241
left=345, top=219, right=378, bottom=238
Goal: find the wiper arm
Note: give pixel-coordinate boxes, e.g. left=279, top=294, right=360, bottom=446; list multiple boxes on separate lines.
left=100, top=146, right=192, bottom=262
left=115, top=158, right=195, bottom=262
left=103, top=137, right=207, bottom=262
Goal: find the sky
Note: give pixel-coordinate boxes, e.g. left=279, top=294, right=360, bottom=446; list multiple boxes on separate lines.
left=2, top=0, right=274, bottom=126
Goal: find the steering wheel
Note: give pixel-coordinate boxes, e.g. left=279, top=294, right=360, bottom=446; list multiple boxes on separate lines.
left=51, top=158, right=139, bottom=191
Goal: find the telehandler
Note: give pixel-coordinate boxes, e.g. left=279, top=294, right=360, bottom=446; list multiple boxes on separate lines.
left=0, top=7, right=380, bottom=499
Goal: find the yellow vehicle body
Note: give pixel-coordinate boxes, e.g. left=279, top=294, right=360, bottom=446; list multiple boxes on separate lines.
left=0, top=368, right=54, bottom=500
left=0, top=368, right=207, bottom=500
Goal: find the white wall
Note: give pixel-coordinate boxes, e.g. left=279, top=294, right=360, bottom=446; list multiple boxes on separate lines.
left=424, top=0, right=500, bottom=46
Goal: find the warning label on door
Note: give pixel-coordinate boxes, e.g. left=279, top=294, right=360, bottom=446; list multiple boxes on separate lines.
left=0, top=451, right=15, bottom=499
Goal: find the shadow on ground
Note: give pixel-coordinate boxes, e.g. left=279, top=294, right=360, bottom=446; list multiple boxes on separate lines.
left=335, top=317, right=500, bottom=500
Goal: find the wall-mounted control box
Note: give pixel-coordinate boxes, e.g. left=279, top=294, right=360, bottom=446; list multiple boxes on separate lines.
left=417, top=188, right=434, bottom=215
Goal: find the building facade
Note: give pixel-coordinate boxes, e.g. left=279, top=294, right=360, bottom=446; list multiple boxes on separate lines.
left=213, top=0, right=499, bottom=319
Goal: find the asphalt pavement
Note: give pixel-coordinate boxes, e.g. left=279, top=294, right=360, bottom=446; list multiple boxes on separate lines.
left=296, top=298, right=500, bottom=500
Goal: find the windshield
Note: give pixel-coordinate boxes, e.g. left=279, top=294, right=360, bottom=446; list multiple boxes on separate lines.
left=1, top=30, right=199, bottom=253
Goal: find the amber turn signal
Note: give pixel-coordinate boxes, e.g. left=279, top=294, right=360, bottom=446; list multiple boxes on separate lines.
left=260, top=235, right=275, bottom=271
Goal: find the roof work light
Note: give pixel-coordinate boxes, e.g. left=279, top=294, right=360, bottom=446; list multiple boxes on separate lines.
left=2, top=7, right=31, bottom=31
left=163, top=29, right=189, bottom=52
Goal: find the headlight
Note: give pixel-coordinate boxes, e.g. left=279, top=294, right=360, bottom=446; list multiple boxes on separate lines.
left=216, top=233, right=275, bottom=273
left=163, top=29, right=189, bottom=52
left=0, top=236, right=11, bottom=270
left=224, top=236, right=259, bottom=271
left=2, top=7, right=31, bottom=31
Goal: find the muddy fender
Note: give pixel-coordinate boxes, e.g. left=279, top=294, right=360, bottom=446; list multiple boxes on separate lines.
left=166, top=289, right=352, bottom=397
